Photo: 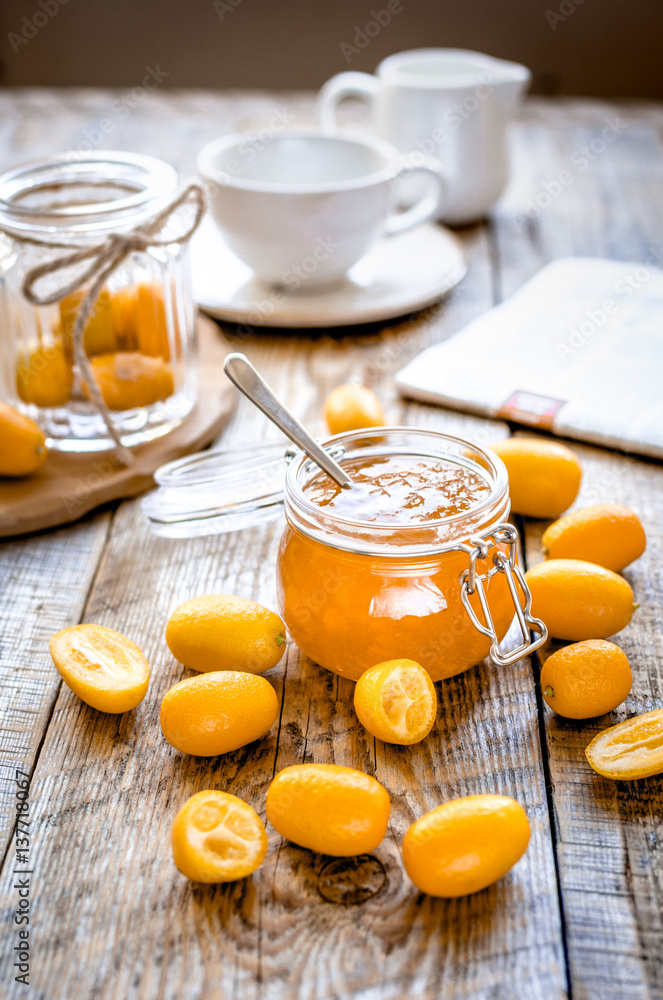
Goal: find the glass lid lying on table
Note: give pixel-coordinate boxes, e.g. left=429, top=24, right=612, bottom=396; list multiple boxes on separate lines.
left=141, top=443, right=288, bottom=538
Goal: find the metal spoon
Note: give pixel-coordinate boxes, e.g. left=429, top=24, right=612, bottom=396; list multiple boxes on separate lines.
left=223, top=353, right=353, bottom=489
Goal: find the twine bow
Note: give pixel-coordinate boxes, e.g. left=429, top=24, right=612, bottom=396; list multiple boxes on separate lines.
left=18, top=183, right=206, bottom=465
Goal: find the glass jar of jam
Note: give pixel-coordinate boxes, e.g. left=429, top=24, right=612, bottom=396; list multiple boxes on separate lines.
left=143, top=428, right=546, bottom=679
left=0, top=152, right=197, bottom=451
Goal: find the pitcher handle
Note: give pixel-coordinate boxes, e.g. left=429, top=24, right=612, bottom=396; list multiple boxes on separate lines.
left=318, top=72, right=382, bottom=131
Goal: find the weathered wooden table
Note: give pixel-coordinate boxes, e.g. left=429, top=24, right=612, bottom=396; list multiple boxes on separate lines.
left=0, top=90, right=662, bottom=1000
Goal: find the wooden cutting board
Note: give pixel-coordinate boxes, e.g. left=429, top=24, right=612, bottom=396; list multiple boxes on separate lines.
left=0, top=315, right=236, bottom=538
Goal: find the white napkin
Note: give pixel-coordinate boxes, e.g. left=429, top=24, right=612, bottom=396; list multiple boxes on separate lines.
left=396, top=257, right=663, bottom=459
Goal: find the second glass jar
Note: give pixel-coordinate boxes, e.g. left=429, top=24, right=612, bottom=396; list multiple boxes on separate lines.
left=0, top=151, right=197, bottom=451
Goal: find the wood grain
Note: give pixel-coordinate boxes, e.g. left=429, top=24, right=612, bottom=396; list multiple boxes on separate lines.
left=0, top=90, right=661, bottom=1000
left=0, top=90, right=564, bottom=1000
left=0, top=228, right=565, bottom=998
left=493, top=99, right=663, bottom=1000
left=0, top=514, right=110, bottom=858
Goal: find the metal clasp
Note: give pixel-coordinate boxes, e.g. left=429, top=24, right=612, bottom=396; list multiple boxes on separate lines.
left=459, top=523, right=547, bottom=667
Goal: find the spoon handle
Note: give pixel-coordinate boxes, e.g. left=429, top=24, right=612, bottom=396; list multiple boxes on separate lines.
left=223, top=353, right=353, bottom=490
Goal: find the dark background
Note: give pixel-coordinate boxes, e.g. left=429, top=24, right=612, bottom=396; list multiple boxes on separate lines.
left=0, top=0, right=659, bottom=97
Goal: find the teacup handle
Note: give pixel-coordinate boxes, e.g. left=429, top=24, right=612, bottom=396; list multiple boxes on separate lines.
left=385, top=159, right=446, bottom=236
left=318, top=72, right=381, bottom=130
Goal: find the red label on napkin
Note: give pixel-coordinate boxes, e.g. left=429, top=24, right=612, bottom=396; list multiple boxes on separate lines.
left=496, top=391, right=566, bottom=429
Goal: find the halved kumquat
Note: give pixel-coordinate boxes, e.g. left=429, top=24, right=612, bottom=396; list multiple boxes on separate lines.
left=354, top=658, right=437, bottom=745
left=171, top=790, right=268, bottom=883
left=49, top=624, right=150, bottom=713
left=585, top=708, right=663, bottom=780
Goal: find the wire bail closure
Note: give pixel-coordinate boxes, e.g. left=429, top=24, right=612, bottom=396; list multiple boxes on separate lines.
left=459, top=523, right=547, bottom=667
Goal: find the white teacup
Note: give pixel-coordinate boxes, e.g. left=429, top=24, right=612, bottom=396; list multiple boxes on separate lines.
left=197, top=130, right=443, bottom=289
left=319, top=49, right=531, bottom=225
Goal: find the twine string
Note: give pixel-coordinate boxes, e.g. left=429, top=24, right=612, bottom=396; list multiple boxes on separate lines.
left=13, top=183, right=206, bottom=465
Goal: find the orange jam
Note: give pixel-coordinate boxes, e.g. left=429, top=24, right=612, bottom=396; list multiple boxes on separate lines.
left=305, top=454, right=491, bottom=523
left=277, top=447, right=514, bottom=682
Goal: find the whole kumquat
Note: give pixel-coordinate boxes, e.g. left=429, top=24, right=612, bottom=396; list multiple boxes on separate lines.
left=60, top=288, right=117, bottom=357
left=324, top=384, right=385, bottom=435
left=0, top=402, right=48, bottom=477
left=166, top=593, right=286, bottom=674
left=160, top=671, right=278, bottom=756
left=524, top=559, right=635, bottom=640
left=16, top=341, right=73, bottom=408
left=490, top=437, right=581, bottom=519
left=402, top=795, right=530, bottom=897
left=542, top=504, right=646, bottom=573
left=136, top=281, right=171, bottom=360
left=266, top=763, right=390, bottom=856
left=541, top=640, right=632, bottom=719
left=85, top=352, right=174, bottom=410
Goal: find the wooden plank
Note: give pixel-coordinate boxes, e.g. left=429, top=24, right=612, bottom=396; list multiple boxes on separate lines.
left=0, top=514, right=111, bottom=859
left=0, top=87, right=566, bottom=998
left=0, top=400, right=564, bottom=999
left=254, top=226, right=565, bottom=999
left=492, top=99, right=663, bottom=1000
left=526, top=444, right=663, bottom=1000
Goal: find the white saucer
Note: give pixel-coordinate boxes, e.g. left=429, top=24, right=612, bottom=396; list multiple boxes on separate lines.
left=191, top=217, right=467, bottom=328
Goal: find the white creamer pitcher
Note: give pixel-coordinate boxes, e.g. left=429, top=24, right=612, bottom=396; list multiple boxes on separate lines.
left=319, top=49, right=531, bottom=225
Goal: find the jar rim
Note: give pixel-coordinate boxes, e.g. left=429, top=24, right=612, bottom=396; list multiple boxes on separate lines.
left=0, top=151, right=178, bottom=235
left=284, top=426, right=510, bottom=556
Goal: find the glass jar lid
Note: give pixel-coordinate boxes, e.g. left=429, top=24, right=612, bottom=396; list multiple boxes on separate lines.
left=141, top=443, right=288, bottom=538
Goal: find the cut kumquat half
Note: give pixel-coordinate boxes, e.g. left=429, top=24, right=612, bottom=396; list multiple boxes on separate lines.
left=354, top=658, right=437, bottom=745
left=49, top=624, right=150, bottom=713
left=171, top=790, right=268, bottom=883
left=585, top=708, right=663, bottom=780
